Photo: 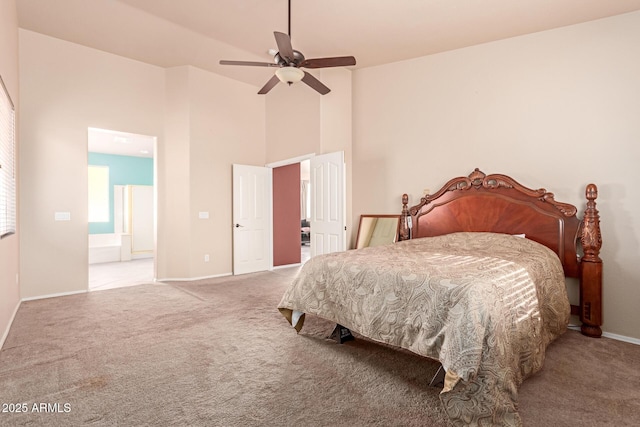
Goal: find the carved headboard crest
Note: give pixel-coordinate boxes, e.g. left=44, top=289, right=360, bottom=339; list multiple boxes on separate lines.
left=409, top=168, right=577, bottom=217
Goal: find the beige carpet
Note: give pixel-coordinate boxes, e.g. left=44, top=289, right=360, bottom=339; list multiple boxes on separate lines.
left=0, top=267, right=638, bottom=426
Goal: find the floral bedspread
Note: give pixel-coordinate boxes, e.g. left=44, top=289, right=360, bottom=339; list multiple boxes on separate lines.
left=278, top=232, right=570, bottom=426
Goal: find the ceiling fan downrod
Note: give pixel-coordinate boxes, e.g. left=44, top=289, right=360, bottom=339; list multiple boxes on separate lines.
left=288, top=0, right=291, bottom=37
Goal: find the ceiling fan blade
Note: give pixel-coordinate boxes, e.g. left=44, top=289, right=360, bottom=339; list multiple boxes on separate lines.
left=300, top=56, right=356, bottom=69
left=258, top=75, right=281, bottom=95
left=302, top=71, right=330, bottom=95
left=274, top=31, right=295, bottom=64
left=220, top=60, right=278, bottom=68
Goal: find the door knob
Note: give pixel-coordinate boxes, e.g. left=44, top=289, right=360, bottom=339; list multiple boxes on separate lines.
left=235, top=223, right=244, bottom=228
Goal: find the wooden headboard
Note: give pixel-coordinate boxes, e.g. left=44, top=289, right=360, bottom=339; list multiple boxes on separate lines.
left=400, top=168, right=602, bottom=338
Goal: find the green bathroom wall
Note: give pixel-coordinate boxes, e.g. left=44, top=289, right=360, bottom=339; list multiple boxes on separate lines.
left=88, top=152, right=153, bottom=234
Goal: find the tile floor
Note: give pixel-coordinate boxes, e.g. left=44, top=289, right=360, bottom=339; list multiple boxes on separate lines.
left=88, top=258, right=154, bottom=292
left=88, top=245, right=309, bottom=292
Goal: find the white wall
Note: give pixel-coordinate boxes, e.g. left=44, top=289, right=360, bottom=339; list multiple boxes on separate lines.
left=19, top=30, right=267, bottom=290
left=321, top=70, right=354, bottom=248
left=0, top=0, right=20, bottom=348
left=19, top=30, right=165, bottom=299
left=265, top=68, right=354, bottom=243
left=159, top=65, right=266, bottom=280
left=159, top=66, right=192, bottom=279
left=186, top=65, right=265, bottom=279
left=352, top=11, right=640, bottom=339
left=265, top=79, right=320, bottom=164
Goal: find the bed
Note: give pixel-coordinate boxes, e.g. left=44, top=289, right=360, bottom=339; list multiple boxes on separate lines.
left=278, top=168, right=602, bottom=426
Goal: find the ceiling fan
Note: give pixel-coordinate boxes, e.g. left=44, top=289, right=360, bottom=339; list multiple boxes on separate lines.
left=219, top=0, right=356, bottom=95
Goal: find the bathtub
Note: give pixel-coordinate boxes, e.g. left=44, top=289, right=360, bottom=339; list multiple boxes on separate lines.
left=88, top=233, right=132, bottom=264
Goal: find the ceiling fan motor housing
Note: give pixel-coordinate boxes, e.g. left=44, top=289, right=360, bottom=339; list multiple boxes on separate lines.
left=274, top=50, right=305, bottom=66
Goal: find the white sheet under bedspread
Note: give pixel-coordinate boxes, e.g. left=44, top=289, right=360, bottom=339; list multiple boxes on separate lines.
left=278, top=232, right=570, bottom=426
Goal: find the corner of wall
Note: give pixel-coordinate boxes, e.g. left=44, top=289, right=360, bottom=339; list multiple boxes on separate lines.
left=0, top=300, right=21, bottom=350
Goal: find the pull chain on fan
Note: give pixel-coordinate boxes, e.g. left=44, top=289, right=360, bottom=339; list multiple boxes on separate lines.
left=219, top=0, right=356, bottom=95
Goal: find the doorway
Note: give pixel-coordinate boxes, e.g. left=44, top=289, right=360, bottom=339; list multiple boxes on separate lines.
left=272, top=161, right=305, bottom=268
left=87, top=127, right=157, bottom=291
left=233, top=151, right=345, bottom=274
left=267, top=151, right=345, bottom=269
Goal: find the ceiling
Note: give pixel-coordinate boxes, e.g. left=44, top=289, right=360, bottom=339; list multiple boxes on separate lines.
left=17, top=0, right=640, bottom=88
left=88, top=128, right=155, bottom=158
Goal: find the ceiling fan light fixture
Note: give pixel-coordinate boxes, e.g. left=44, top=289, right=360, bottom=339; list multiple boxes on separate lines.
left=275, top=66, right=304, bottom=84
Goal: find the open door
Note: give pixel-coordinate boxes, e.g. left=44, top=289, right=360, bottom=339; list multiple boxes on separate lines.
left=310, top=151, right=346, bottom=256
left=233, top=164, right=272, bottom=275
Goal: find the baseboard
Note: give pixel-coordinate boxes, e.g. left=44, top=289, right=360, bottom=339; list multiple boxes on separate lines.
left=602, top=331, right=640, bottom=346
left=21, top=289, right=87, bottom=302
left=157, top=272, right=232, bottom=282
left=568, top=323, right=639, bottom=345
left=0, top=300, right=21, bottom=351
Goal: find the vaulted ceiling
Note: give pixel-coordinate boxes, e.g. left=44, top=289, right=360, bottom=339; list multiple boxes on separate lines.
left=16, top=0, right=640, bottom=88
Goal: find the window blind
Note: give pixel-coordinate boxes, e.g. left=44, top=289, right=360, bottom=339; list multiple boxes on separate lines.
left=0, top=74, right=16, bottom=238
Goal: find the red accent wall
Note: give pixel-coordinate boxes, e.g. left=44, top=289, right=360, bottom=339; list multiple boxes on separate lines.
left=273, top=163, right=301, bottom=266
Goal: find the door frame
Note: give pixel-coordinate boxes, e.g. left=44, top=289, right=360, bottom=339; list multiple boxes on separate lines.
left=265, top=153, right=316, bottom=169
left=266, top=151, right=347, bottom=261
left=87, top=128, right=158, bottom=290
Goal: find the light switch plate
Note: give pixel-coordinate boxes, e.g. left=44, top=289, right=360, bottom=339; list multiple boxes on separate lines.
left=54, top=212, right=71, bottom=221
left=198, top=211, right=209, bottom=219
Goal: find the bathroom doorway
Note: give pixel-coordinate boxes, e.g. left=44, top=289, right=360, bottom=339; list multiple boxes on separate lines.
left=87, top=127, right=157, bottom=291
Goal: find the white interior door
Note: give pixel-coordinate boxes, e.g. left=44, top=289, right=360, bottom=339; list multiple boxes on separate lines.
left=310, top=151, right=345, bottom=257
left=233, top=164, right=272, bottom=275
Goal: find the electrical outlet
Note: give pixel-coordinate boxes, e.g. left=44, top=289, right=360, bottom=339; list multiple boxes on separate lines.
left=204, top=254, right=210, bottom=262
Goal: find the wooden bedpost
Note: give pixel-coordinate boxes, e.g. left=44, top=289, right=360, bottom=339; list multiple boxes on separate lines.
left=400, top=194, right=411, bottom=241
left=579, top=184, right=603, bottom=338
